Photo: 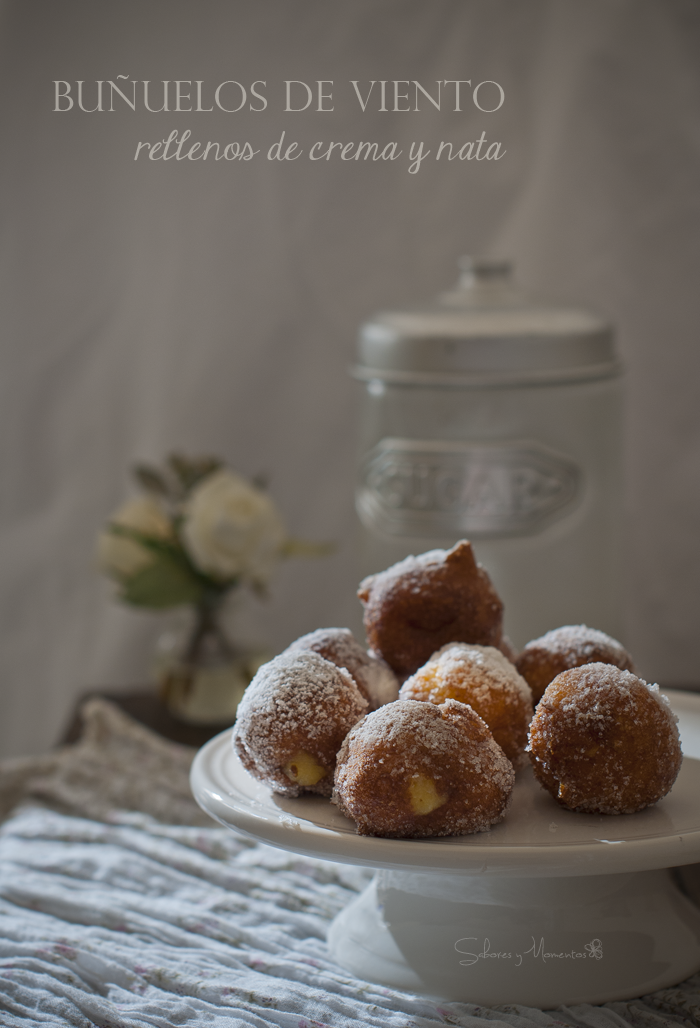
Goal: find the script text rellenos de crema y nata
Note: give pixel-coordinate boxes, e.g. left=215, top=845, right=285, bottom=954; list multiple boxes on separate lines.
left=132, top=130, right=503, bottom=173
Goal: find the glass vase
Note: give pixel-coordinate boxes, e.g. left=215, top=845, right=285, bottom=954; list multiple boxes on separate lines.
left=154, top=597, right=268, bottom=726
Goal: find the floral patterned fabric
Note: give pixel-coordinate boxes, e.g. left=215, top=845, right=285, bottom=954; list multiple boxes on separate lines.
left=0, top=700, right=699, bottom=1028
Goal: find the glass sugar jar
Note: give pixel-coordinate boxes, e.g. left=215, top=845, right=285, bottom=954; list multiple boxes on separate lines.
left=354, top=257, right=624, bottom=650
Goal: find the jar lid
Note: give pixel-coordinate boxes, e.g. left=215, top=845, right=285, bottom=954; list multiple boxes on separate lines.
left=355, top=258, right=620, bottom=387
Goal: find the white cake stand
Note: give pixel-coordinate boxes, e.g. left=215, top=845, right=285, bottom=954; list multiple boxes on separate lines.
left=190, top=689, right=700, bottom=1008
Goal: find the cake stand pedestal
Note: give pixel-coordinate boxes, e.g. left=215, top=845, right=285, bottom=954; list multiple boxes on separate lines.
left=328, top=866, right=700, bottom=1006
left=191, top=690, right=700, bottom=1008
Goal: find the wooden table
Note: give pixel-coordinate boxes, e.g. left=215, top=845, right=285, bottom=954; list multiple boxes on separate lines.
left=62, top=689, right=231, bottom=749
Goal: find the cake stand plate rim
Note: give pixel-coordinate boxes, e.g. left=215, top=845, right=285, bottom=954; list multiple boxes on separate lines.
left=190, top=689, right=700, bottom=878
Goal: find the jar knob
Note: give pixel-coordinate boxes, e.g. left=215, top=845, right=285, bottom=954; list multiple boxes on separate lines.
left=457, top=255, right=513, bottom=289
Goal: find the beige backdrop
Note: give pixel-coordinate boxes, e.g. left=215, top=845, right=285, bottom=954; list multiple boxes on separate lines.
left=1, top=0, right=698, bottom=757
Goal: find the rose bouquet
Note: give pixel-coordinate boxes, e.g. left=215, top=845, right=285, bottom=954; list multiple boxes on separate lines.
left=98, top=454, right=328, bottom=723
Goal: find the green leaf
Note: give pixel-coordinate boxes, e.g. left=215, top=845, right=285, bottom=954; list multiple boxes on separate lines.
left=132, top=463, right=171, bottom=497
left=107, top=522, right=232, bottom=593
left=107, top=522, right=182, bottom=561
left=280, top=538, right=336, bottom=559
left=167, top=453, right=222, bottom=495
left=120, top=555, right=205, bottom=608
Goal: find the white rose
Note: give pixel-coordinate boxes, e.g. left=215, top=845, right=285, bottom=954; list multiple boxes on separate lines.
left=182, top=469, right=286, bottom=585
left=97, top=496, right=172, bottom=579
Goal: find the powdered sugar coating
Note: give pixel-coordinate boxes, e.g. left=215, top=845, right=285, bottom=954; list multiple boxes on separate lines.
left=283, top=627, right=399, bottom=709
left=516, top=625, right=633, bottom=704
left=333, top=698, right=514, bottom=838
left=361, top=548, right=449, bottom=582
left=358, top=540, right=503, bottom=677
left=400, top=644, right=533, bottom=769
left=525, top=625, right=630, bottom=662
left=233, top=651, right=368, bottom=798
left=528, top=663, right=681, bottom=814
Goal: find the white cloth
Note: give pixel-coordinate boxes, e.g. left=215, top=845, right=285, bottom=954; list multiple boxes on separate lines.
left=3, top=807, right=700, bottom=1028
left=0, top=699, right=209, bottom=827
left=1, top=1, right=699, bottom=756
